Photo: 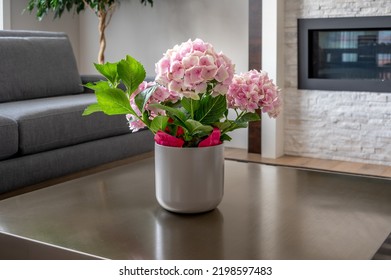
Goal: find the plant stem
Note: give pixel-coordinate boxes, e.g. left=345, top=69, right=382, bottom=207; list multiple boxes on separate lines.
left=98, top=11, right=107, bottom=64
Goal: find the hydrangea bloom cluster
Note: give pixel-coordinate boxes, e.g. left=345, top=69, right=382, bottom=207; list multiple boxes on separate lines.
left=227, top=70, right=282, bottom=118
left=155, top=39, right=235, bottom=100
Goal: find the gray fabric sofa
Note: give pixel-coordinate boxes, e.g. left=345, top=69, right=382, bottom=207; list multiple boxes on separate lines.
left=0, top=30, right=154, bottom=195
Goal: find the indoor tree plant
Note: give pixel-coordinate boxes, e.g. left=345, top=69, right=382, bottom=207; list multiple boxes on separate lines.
left=26, top=0, right=153, bottom=64
left=83, top=39, right=282, bottom=213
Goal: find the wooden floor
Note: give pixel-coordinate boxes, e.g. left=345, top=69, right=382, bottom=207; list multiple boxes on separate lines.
left=225, top=148, right=391, bottom=179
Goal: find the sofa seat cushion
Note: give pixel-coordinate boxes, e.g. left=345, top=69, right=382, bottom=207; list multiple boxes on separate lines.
left=0, top=115, right=18, bottom=160
left=0, top=94, right=131, bottom=155
left=0, top=31, right=83, bottom=102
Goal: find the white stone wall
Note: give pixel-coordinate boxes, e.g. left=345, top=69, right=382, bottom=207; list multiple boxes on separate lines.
left=284, top=0, right=391, bottom=166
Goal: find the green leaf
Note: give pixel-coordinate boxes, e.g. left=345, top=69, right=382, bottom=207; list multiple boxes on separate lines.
left=195, top=94, right=227, bottom=125
left=82, top=103, right=102, bottom=116
left=213, top=118, right=248, bottom=135
left=25, top=0, right=153, bottom=21
left=134, top=85, right=158, bottom=113
left=83, top=81, right=111, bottom=91
left=149, top=103, right=187, bottom=125
left=150, top=116, right=169, bottom=133
left=95, top=88, right=134, bottom=115
left=117, top=55, right=146, bottom=93
left=184, top=120, right=213, bottom=137
left=225, top=112, right=260, bottom=132
left=181, top=97, right=200, bottom=118
left=213, top=120, right=233, bottom=132
left=233, top=122, right=248, bottom=129
left=94, top=62, right=119, bottom=86
left=220, top=133, right=232, bottom=142
left=237, top=112, right=261, bottom=123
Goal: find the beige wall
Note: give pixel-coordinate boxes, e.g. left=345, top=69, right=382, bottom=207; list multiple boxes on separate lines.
left=78, top=0, right=248, bottom=76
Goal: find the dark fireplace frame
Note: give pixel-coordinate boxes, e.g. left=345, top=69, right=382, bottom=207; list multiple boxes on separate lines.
left=298, top=16, right=391, bottom=92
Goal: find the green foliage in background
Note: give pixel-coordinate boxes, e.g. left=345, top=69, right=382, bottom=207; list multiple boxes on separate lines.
left=25, top=0, right=154, bottom=63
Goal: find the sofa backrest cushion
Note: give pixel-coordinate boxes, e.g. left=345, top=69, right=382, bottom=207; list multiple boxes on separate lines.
left=0, top=30, right=83, bottom=102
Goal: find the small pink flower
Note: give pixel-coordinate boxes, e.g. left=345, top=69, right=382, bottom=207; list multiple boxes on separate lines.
left=186, top=66, right=204, bottom=85
left=170, top=61, right=185, bottom=80
left=199, top=55, right=215, bottom=66
left=168, top=80, right=183, bottom=92
left=194, top=82, right=207, bottom=94
left=155, top=131, right=184, bottom=147
left=155, top=58, right=170, bottom=77
left=182, top=56, right=199, bottom=69
left=178, top=40, right=193, bottom=57
left=128, top=81, right=180, bottom=129
left=126, top=114, right=145, bottom=132
left=212, top=84, right=229, bottom=96
left=198, top=127, right=222, bottom=147
left=215, top=65, right=229, bottom=83
left=192, top=38, right=209, bottom=52
left=152, top=86, right=170, bottom=102
left=201, top=65, right=218, bottom=80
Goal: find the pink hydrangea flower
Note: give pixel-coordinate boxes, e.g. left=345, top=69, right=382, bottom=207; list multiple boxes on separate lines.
left=155, top=38, right=235, bottom=100
left=227, top=69, right=282, bottom=117
left=127, top=81, right=180, bottom=131
left=126, top=114, right=145, bottom=132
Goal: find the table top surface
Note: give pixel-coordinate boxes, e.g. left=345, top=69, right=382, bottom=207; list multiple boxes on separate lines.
left=1, top=156, right=391, bottom=260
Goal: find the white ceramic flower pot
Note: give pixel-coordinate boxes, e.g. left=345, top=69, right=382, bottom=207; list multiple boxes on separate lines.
left=154, top=143, right=224, bottom=214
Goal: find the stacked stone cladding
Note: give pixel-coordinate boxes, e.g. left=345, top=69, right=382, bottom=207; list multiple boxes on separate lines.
left=284, top=0, right=391, bottom=165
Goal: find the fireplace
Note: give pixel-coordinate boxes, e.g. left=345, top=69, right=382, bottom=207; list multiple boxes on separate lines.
left=298, top=16, right=391, bottom=92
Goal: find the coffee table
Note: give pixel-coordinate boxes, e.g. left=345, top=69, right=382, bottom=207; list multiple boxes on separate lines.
left=1, top=155, right=391, bottom=260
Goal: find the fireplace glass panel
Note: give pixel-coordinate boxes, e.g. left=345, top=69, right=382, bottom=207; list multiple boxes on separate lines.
left=298, top=16, right=391, bottom=92
left=310, top=30, right=391, bottom=80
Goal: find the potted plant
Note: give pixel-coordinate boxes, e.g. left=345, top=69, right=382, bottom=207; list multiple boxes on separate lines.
left=83, top=39, right=282, bottom=213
